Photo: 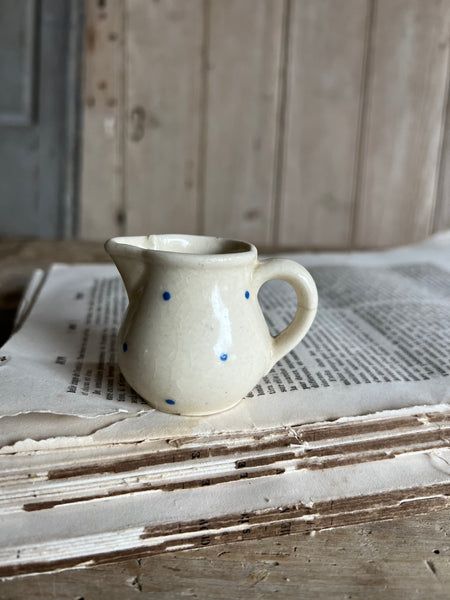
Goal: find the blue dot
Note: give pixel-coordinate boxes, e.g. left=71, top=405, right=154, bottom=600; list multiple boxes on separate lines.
left=123, top=342, right=128, bottom=352
left=220, top=353, right=228, bottom=361
left=163, top=291, right=171, bottom=301
left=245, top=290, right=250, bottom=299
left=165, top=399, right=175, bottom=405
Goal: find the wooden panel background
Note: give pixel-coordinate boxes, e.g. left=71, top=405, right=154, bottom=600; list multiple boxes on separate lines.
left=278, top=0, right=369, bottom=249
left=203, top=0, right=284, bottom=246
left=125, top=0, right=203, bottom=235
left=80, top=0, right=124, bottom=239
left=80, top=0, right=450, bottom=249
left=354, top=0, right=450, bottom=247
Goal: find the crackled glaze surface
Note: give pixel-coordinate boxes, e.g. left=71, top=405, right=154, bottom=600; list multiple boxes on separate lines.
left=105, top=234, right=318, bottom=416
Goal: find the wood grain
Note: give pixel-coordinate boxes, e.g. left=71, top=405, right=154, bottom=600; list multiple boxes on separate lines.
left=354, top=0, right=450, bottom=248
left=278, top=0, right=369, bottom=249
left=202, top=0, right=284, bottom=246
left=434, top=63, right=450, bottom=233
left=79, top=0, right=450, bottom=250
left=124, top=0, right=203, bottom=235
left=1, top=511, right=450, bottom=598
left=80, top=0, right=125, bottom=240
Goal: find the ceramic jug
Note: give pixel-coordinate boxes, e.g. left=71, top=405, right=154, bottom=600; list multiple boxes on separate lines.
left=105, top=234, right=318, bottom=416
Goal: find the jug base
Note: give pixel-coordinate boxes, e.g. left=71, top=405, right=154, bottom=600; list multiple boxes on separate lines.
left=143, top=396, right=244, bottom=417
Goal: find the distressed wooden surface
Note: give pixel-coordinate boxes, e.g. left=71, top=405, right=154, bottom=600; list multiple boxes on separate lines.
left=354, top=0, right=450, bottom=248
left=1, top=504, right=450, bottom=599
left=278, top=0, right=369, bottom=249
left=124, top=0, right=202, bottom=235
left=80, top=0, right=125, bottom=239
left=203, top=0, right=284, bottom=245
left=80, top=0, right=450, bottom=249
left=1, top=239, right=450, bottom=597
left=435, top=57, right=450, bottom=233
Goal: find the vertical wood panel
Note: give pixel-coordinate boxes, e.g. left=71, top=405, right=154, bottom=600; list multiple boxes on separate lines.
left=124, top=0, right=202, bottom=235
left=80, top=0, right=124, bottom=239
left=203, top=0, right=284, bottom=246
left=354, top=0, right=450, bottom=248
left=434, top=68, right=450, bottom=233
left=79, top=0, right=450, bottom=249
left=278, top=0, right=369, bottom=249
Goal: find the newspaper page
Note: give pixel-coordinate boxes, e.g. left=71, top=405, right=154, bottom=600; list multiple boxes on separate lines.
left=0, top=233, right=449, bottom=443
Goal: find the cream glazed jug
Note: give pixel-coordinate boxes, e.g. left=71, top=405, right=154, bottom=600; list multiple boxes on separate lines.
left=105, top=234, right=318, bottom=416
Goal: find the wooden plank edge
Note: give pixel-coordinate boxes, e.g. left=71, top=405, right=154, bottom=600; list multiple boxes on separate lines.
left=2, top=481, right=449, bottom=579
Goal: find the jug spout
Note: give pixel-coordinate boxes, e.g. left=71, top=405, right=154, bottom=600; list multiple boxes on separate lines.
left=105, top=237, right=146, bottom=300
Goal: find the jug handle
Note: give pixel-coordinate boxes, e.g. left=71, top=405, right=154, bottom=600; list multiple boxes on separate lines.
left=254, top=259, right=318, bottom=365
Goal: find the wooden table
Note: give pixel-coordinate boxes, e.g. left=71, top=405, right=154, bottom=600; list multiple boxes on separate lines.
left=1, top=240, right=449, bottom=599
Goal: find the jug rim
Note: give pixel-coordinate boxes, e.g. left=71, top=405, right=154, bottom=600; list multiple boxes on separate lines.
left=105, top=234, right=257, bottom=266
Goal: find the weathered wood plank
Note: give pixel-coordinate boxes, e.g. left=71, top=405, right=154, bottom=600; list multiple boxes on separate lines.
left=434, top=64, right=450, bottom=233
left=354, top=0, right=450, bottom=248
left=278, top=0, right=369, bottom=249
left=1, top=510, right=450, bottom=598
left=124, top=0, right=202, bottom=235
left=203, top=0, right=284, bottom=246
left=80, top=0, right=124, bottom=240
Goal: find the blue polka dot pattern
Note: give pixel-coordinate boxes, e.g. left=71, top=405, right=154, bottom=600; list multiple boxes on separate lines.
left=220, top=353, right=228, bottom=361
left=163, top=291, right=171, bottom=301
left=245, top=290, right=250, bottom=299
left=165, top=399, right=175, bottom=405
left=123, top=342, right=128, bottom=352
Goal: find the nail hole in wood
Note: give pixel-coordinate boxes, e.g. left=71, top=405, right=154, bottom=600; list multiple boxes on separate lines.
left=116, top=210, right=126, bottom=226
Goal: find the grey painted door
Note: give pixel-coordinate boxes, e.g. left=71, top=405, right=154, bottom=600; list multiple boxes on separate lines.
left=0, top=0, right=82, bottom=238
